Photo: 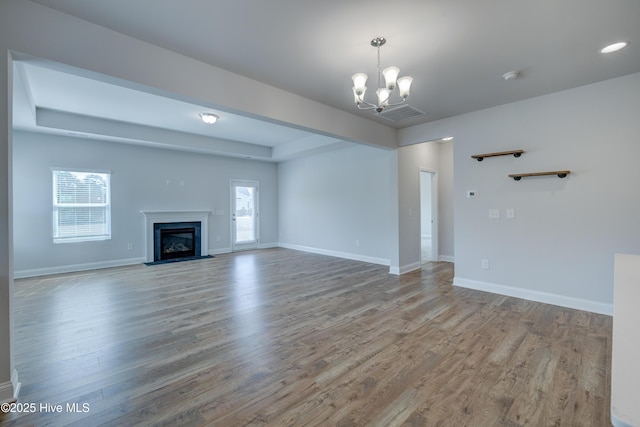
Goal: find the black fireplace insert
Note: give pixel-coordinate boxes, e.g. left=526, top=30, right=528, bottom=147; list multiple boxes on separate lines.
left=153, top=221, right=202, bottom=262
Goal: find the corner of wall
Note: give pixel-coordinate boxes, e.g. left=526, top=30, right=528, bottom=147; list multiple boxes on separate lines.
left=0, top=369, right=19, bottom=403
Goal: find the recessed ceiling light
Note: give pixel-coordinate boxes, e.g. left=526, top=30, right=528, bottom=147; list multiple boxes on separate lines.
left=601, top=42, right=629, bottom=54
left=199, top=112, right=219, bottom=124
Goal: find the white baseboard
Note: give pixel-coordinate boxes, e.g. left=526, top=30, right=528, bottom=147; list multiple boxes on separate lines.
left=279, top=243, right=390, bottom=267
left=209, top=242, right=278, bottom=256
left=209, top=247, right=232, bottom=255
left=258, top=242, right=279, bottom=250
left=0, top=381, right=13, bottom=403
left=453, top=276, right=613, bottom=316
left=611, top=412, right=636, bottom=427
left=439, top=255, right=454, bottom=263
left=0, top=370, right=19, bottom=403
left=12, top=369, right=20, bottom=401
left=389, top=261, right=422, bottom=275
left=14, top=257, right=146, bottom=279
left=15, top=244, right=282, bottom=278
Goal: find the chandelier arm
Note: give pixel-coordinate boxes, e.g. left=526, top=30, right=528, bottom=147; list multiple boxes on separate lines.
left=385, top=98, right=408, bottom=108
left=356, top=101, right=378, bottom=110
left=357, top=92, right=407, bottom=111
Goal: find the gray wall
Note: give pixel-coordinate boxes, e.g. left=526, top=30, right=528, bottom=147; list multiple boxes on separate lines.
left=438, top=142, right=455, bottom=259
left=278, top=142, right=454, bottom=271
left=278, top=144, right=397, bottom=266
left=399, top=72, right=640, bottom=313
left=420, top=172, right=432, bottom=238
left=12, top=131, right=279, bottom=276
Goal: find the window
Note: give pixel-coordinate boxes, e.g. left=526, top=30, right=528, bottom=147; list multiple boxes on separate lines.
left=52, top=169, right=111, bottom=243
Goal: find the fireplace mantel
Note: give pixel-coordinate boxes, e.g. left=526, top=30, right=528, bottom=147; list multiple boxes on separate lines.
left=141, top=211, right=210, bottom=262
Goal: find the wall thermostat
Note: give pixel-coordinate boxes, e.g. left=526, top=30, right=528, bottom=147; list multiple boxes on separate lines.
left=467, top=190, right=478, bottom=198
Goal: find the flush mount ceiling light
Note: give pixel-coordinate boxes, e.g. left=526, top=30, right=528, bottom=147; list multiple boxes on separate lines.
left=442, top=136, right=454, bottom=141
left=600, top=41, right=629, bottom=54
left=199, top=112, right=219, bottom=124
left=502, top=70, right=520, bottom=81
left=352, top=37, right=413, bottom=113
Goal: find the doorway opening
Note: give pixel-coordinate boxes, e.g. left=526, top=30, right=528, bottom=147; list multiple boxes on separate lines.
left=420, top=170, right=438, bottom=263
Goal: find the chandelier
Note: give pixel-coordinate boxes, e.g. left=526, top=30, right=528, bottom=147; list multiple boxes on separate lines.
left=352, top=37, right=413, bottom=113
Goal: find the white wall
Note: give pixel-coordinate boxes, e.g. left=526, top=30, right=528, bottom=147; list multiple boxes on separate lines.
left=420, top=172, right=432, bottom=238
left=12, top=131, right=278, bottom=276
left=438, top=141, right=455, bottom=260
left=400, top=73, right=640, bottom=314
left=0, top=51, right=13, bottom=404
left=612, top=254, right=640, bottom=427
left=278, top=144, right=395, bottom=266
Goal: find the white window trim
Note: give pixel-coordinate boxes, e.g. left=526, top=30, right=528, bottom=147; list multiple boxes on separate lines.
left=52, top=168, right=112, bottom=244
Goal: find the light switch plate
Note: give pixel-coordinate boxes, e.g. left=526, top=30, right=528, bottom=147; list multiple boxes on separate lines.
left=489, top=209, right=500, bottom=219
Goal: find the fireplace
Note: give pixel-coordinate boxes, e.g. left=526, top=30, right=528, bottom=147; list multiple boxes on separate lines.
left=141, top=211, right=211, bottom=263
left=154, top=222, right=201, bottom=261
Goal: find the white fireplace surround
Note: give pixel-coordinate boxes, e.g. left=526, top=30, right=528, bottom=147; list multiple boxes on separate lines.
left=141, top=211, right=211, bottom=262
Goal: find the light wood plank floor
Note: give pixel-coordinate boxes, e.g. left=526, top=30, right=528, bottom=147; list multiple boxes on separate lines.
left=2, top=249, right=612, bottom=426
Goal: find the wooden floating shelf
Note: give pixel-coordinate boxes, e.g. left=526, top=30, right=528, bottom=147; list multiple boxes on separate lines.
left=508, top=170, right=571, bottom=181
left=471, top=150, right=524, bottom=161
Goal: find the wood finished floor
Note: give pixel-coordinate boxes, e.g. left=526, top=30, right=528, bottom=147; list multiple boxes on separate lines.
left=2, top=248, right=612, bottom=426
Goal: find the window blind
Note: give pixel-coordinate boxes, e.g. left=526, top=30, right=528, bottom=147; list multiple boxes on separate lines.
left=52, top=170, right=111, bottom=243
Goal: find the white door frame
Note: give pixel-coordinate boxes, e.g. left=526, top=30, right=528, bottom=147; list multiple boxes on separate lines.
left=230, top=180, right=259, bottom=251
left=419, top=169, right=438, bottom=263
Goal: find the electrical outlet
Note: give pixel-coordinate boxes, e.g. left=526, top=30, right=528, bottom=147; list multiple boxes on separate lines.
left=481, top=259, right=490, bottom=269
left=355, top=240, right=360, bottom=247
left=489, top=209, right=500, bottom=219
left=506, top=208, right=515, bottom=219
left=127, top=243, right=133, bottom=251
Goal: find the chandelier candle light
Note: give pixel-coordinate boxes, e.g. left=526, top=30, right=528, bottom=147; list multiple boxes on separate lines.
left=352, top=37, right=413, bottom=113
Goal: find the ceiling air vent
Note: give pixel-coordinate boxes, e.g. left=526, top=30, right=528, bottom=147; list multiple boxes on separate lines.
left=378, top=104, right=425, bottom=122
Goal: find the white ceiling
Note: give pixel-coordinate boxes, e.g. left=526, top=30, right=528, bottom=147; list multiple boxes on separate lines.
left=14, top=0, right=640, bottom=160
left=13, top=61, right=349, bottom=161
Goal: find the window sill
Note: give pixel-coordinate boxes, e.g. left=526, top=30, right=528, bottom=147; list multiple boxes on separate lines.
left=53, top=236, right=111, bottom=244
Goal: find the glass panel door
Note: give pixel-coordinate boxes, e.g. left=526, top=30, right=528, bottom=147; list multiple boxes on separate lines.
left=231, top=181, right=259, bottom=250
